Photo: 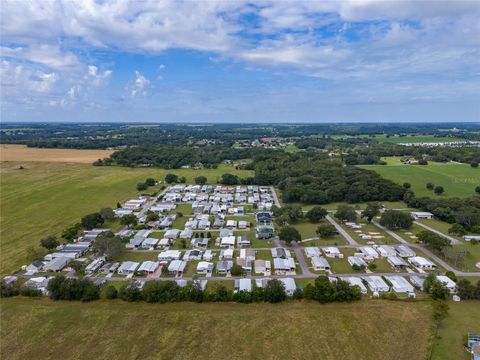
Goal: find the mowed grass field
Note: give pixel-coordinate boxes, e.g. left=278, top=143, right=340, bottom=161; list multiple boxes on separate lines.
left=432, top=301, right=480, bottom=360
left=0, top=144, right=114, bottom=163
left=0, top=298, right=434, bottom=360
left=0, top=161, right=253, bottom=275
left=360, top=158, right=480, bottom=198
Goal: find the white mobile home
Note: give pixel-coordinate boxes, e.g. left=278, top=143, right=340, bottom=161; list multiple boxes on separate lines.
left=216, top=260, right=233, bottom=274
left=395, top=245, right=416, bottom=258
left=234, top=278, right=252, bottom=293
left=311, top=256, right=330, bottom=271
left=348, top=256, right=367, bottom=268
left=141, top=237, right=159, bottom=249
left=220, top=236, right=236, bottom=248
left=411, top=212, right=434, bottom=220
left=164, top=229, right=180, bottom=239
left=409, top=275, right=425, bottom=290
left=408, top=256, right=436, bottom=270
left=158, top=250, right=182, bottom=261
left=304, top=247, right=321, bottom=258
left=254, top=259, right=271, bottom=275
left=323, top=247, right=343, bottom=258
left=219, top=248, right=234, bottom=260
left=357, top=246, right=379, bottom=260
left=384, top=275, right=414, bottom=293
left=436, top=275, right=456, bottom=293
left=387, top=256, right=409, bottom=270
left=118, top=261, right=140, bottom=275
left=341, top=277, right=368, bottom=294
left=375, top=245, right=396, bottom=258
left=363, top=276, right=389, bottom=293
left=239, top=248, right=256, bottom=261
left=196, top=261, right=214, bottom=275
left=273, top=257, right=296, bottom=274
left=85, top=258, right=105, bottom=275
left=43, top=257, right=70, bottom=272
left=138, top=261, right=160, bottom=274
left=168, top=260, right=186, bottom=275
left=279, top=278, right=296, bottom=295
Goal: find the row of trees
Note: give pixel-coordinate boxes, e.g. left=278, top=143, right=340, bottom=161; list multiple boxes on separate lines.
left=80, top=276, right=364, bottom=305
left=102, top=145, right=255, bottom=168
left=136, top=177, right=156, bottom=191
left=2, top=275, right=365, bottom=305
left=47, top=276, right=101, bottom=302
left=403, top=191, right=480, bottom=230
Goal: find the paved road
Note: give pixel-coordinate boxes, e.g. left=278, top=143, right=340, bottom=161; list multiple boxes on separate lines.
left=138, top=187, right=170, bottom=218
left=292, top=245, right=315, bottom=277
left=325, top=215, right=359, bottom=245
left=371, top=220, right=409, bottom=244
left=414, top=221, right=461, bottom=245
left=371, top=220, right=480, bottom=276
left=270, top=186, right=281, bottom=207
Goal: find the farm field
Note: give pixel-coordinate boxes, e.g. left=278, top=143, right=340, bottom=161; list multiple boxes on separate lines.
left=0, top=298, right=434, bottom=360
left=432, top=301, right=480, bottom=360
left=0, top=161, right=253, bottom=276
left=360, top=158, right=480, bottom=198
left=0, top=144, right=114, bottom=163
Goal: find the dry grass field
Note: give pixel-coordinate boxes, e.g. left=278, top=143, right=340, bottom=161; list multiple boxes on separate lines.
left=0, top=144, right=113, bottom=163
left=0, top=298, right=434, bottom=360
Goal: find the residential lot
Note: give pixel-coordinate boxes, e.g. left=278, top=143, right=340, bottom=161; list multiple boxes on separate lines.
left=0, top=298, right=434, bottom=360
left=15, top=183, right=479, bottom=299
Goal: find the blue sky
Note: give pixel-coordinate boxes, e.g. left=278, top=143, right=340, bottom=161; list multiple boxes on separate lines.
left=1, top=0, right=479, bottom=123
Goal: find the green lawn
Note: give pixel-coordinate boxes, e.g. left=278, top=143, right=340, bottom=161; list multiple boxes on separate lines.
left=432, top=301, right=480, bottom=360
left=0, top=161, right=252, bottom=276
left=293, top=219, right=347, bottom=246
left=112, top=251, right=159, bottom=263
left=0, top=298, right=434, bottom=360
left=329, top=248, right=357, bottom=274
left=360, top=159, right=480, bottom=198
left=170, top=203, right=193, bottom=215
left=171, top=216, right=189, bottom=229
left=254, top=249, right=272, bottom=266
left=417, top=219, right=465, bottom=242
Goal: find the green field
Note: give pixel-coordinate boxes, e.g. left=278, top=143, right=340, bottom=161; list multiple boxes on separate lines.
left=293, top=220, right=347, bottom=245
left=432, top=301, right=480, bottom=360
left=0, top=161, right=253, bottom=276
left=360, top=158, right=480, bottom=198
left=0, top=298, right=434, bottom=360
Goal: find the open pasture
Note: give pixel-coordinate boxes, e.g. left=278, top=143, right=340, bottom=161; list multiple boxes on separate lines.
left=0, top=298, right=434, bottom=360
left=0, top=144, right=114, bottom=163
left=360, top=159, right=479, bottom=198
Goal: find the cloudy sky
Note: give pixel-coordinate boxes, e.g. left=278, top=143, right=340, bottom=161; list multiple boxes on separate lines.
left=1, top=0, right=479, bottom=123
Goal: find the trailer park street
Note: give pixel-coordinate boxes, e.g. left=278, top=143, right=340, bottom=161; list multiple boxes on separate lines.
left=10, top=184, right=480, bottom=298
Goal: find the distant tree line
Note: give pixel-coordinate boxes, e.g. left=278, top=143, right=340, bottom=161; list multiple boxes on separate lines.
left=94, top=145, right=257, bottom=168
